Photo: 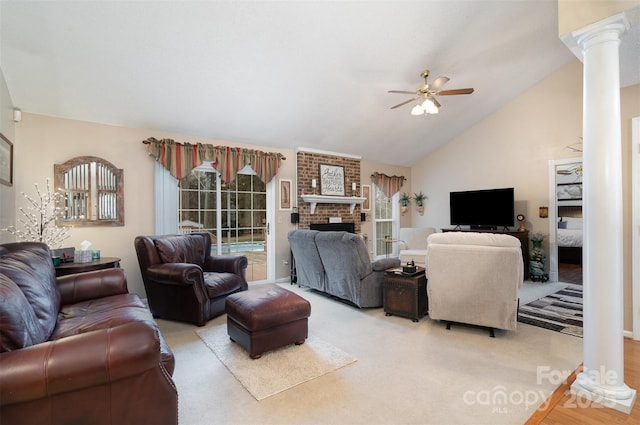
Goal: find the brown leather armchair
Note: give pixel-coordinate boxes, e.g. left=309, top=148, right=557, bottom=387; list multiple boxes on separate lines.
left=135, top=232, right=249, bottom=326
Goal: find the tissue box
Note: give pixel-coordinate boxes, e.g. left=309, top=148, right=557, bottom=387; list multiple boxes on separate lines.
left=74, top=250, right=93, bottom=263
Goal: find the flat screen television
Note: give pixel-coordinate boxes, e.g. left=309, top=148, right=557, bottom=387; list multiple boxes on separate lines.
left=449, top=187, right=515, bottom=229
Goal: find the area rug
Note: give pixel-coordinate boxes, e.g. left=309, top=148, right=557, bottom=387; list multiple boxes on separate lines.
left=517, top=283, right=583, bottom=338
left=196, top=325, right=357, bottom=401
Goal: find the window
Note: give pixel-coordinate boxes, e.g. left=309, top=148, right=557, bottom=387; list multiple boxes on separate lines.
left=178, top=170, right=217, bottom=233
left=373, top=186, right=399, bottom=258
left=54, top=156, right=124, bottom=226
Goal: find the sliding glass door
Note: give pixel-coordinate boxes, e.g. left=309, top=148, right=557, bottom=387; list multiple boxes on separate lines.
left=177, top=166, right=269, bottom=283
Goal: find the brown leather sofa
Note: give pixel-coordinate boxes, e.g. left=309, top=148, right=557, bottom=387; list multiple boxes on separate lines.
left=135, top=232, right=248, bottom=326
left=0, top=242, right=177, bottom=425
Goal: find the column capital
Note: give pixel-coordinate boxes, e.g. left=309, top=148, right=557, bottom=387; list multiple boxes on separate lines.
left=561, top=12, right=630, bottom=62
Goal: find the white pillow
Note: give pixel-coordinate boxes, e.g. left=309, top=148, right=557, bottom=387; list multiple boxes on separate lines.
left=564, top=217, right=582, bottom=230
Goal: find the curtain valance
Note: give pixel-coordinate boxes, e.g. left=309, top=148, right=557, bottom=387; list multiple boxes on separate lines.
left=144, top=137, right=286, bottom=184
left=370, top=172, right=406, bottom=198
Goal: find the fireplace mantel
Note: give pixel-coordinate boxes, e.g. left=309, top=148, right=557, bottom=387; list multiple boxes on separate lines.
left=300, top=195, right=366, bottom=214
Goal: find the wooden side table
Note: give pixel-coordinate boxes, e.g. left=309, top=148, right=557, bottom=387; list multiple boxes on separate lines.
left=55, top=257, right=121, bottom=277
left=383, top=267, right=428, bottom=322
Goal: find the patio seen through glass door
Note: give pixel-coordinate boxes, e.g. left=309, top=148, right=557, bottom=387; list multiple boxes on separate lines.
left=178, top=169, right=267, bottom=282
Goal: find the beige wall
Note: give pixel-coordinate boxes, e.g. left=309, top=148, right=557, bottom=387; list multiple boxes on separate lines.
left=0, top=67, right=16, bottom=243
left=621, top=83, right=640, bottom=329
left=558, top=0, right=638, bottom=35
left=10, top=113, right=411, bottom=295
left=411, top=58, right=640, bottom=331
left=13, top=115, right=298, bottom=296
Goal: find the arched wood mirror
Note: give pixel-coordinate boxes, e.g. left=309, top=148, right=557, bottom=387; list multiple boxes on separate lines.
left=54, top=156, right=124, bottom=226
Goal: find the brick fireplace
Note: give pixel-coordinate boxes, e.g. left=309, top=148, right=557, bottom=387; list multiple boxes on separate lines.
left=296, top=149, right=362, bottom=233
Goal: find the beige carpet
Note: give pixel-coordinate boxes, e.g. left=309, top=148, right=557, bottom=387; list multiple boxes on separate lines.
left=196, top=325, right=357, bottom=400
left=159, top=282, right=583, bottom=424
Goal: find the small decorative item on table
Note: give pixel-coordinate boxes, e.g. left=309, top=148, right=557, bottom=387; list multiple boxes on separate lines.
left=51, top=247, right=75, bottom=263
left=402, top=260, right=417, bottom=275
left=517, top=214, right=526, bottom=232
left=92, top=250, right=101, bottom=260
left=75, top=240, right=93, bottom=263
left=75, top=250, right=93, bottom=263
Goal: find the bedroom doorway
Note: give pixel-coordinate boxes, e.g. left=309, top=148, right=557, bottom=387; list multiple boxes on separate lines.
left=548, top=158, right=583, bottom=284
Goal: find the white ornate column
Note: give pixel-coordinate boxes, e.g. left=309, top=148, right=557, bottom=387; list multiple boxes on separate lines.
left=565, top=13, right=636, bottom=414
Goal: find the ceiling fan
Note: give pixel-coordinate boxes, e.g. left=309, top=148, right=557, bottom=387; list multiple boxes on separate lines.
left=388, top=69, right=474, bottom=115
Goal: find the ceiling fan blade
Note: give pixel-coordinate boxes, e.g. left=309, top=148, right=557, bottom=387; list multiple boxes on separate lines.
left=390, top=98, right=418, bottom=109
left=430, top=76, right=450, bottom=90
left=437, top=88, right=474, bottom=96
left=388, top=90, right=417, bottom=95
left=431, top=97, right=441, bottom=108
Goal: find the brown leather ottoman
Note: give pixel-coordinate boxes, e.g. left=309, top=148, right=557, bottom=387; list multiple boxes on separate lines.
left=225, top=285, right=311, bottom=359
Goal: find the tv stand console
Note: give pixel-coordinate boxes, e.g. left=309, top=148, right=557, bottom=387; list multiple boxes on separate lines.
left=442, top=228, right=529, bottom=279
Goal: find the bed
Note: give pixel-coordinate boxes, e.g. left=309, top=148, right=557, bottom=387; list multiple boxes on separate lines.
left=557, top=211, right=582, bottom=264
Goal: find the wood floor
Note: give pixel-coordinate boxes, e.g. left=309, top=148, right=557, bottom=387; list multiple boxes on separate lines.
left=527, top=337, right=640, bottom=424
left=558, top=262, right=582, bottom=285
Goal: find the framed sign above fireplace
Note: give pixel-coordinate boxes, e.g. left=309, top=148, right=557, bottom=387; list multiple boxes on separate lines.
left=319, top=164, right=345, bottom=196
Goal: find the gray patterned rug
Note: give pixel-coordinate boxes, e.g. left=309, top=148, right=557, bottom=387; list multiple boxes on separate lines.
left=518, top=283, right=583, bottom=337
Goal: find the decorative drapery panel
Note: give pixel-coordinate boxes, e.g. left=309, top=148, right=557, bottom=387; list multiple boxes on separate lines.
left=370, top=172, right=406, bottom=198
left=144, top=137, right=285, bottom=183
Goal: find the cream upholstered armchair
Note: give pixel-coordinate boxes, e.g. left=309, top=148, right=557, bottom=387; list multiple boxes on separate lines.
left=426, top=232, right=523, bottom=336
left=398, top=227, right=436, bottom=267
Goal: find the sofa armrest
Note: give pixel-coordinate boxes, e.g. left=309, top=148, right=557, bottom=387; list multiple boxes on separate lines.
left=146, top=263, right=202, bottom=286
left=0, top=322, right=161, bottom=406
left=372, top=257, right=401, bottom=272
left=204, top=254, right=249, bottom=290
left=57, top=268, right=129, bottom=305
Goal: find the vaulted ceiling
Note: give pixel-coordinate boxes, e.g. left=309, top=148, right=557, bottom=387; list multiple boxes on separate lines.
left=1, top=1, right=638, bottom=166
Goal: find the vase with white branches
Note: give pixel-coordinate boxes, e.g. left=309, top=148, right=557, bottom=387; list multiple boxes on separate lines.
left=2, top=179, right=71, bottom=248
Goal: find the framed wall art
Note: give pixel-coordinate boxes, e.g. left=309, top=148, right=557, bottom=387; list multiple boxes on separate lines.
left=319, top=164, right=345, bottom=196
left=279, top=179, right=292, bottom=210
left=361, top=184, right=371, bottom=211
left=0, top=133, right=13, bottom=186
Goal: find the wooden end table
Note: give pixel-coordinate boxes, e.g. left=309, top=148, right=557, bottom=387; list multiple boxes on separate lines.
left=55, top=257, right=121, bottom=277
left=383, top=267, right=428, bottom=322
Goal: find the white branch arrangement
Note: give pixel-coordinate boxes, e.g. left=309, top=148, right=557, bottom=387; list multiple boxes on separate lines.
left=2, top=179, right=71, bottom=248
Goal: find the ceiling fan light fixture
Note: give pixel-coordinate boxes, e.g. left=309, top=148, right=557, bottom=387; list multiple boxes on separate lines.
left=411, top=104, right=425, bottom=115
left=421, top=98, right=439, bottom=114
left=389, top=68, right=473, bottom=116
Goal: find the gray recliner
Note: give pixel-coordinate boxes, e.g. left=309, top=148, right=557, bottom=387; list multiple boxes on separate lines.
left=288, top=229, right=326, bottom=292
left=288, top=230, right=399, bottom=307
